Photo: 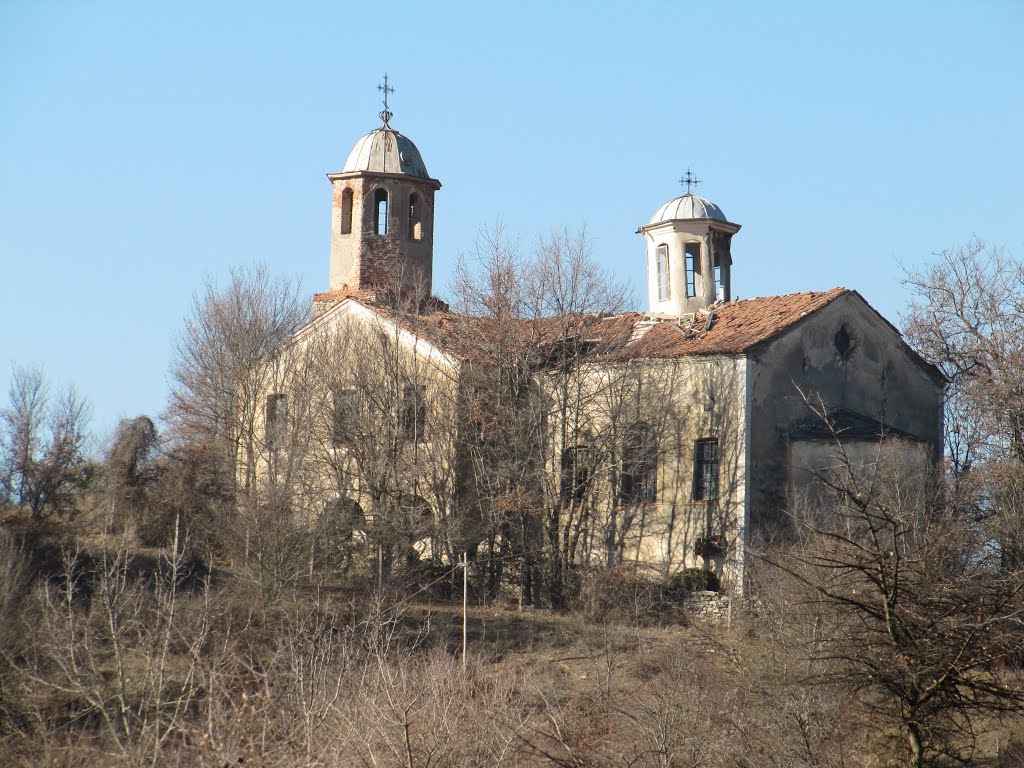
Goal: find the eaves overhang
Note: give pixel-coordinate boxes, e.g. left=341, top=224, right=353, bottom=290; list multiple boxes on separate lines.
left=636, top=218, right=741, bottom=236
left=326, top=170, right=442, bottom=190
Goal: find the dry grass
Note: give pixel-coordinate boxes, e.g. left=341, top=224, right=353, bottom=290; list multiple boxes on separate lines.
left=0, top=526, right=1021, bottom=767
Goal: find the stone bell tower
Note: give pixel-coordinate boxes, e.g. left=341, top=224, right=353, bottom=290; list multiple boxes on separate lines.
left=636, top=171, right=741, bottom=316
left=327, top=76, right=442, bottom=296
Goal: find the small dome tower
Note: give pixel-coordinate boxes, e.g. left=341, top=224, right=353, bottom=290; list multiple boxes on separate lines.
left=636, top=172, right=741, bottom=316
left=327, top=76, right=441, bottom=296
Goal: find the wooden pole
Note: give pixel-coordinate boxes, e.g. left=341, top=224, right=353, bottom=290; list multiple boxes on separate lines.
left=462, top=552, right=468, bottom=671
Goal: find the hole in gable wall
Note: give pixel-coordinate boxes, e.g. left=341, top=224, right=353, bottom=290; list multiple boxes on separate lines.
left=834, top=324, right=856, bottom=362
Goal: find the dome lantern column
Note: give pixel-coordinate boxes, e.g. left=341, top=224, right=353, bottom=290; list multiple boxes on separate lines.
left=636, top=189, right=741, bottom=316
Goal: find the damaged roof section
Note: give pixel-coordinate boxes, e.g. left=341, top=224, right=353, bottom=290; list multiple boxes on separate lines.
left=307, top=287, right=926, bottom=368
left=622, top=288, right=849, bottom=358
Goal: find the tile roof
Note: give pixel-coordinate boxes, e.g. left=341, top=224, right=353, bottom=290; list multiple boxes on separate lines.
left=621, top=288, right=849, bottom=358
left=317, top=288, right=853, bottom=362
left=313, top=287, right=380, bottom=302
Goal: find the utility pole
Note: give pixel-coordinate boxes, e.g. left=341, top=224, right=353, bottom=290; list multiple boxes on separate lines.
left=461, top=552, right=468, bottom=671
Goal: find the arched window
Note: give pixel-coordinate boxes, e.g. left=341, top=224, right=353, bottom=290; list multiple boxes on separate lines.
left=620, top=423, right=657, bottom=504
left=656, top=245, right=670, bottom=301
left=401, top=383, right=426, bottom=442
left=324, top=497, right=366, bottom=540
left=374, top=188, right=388, bottom=235
left=399, top=494, right=434, bottom=539
left=340, top=188, right=353, bottom=235
left=685, top=243, right=700, bottom=298
left=560, top=445, right=591, bottom=506
left=408, top=193, right=423, bottom=240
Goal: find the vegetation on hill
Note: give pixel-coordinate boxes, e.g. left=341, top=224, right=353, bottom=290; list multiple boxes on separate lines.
left=0, top=241, right=1022, bottom=766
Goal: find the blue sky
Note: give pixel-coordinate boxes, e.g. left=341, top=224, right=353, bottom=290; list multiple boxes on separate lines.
left=2, top=1, right=1022, bottom=439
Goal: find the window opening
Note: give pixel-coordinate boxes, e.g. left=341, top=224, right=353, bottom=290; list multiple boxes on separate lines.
left=332, top=388, right=356, bottom=446
left=561, top=445, right=591, bottom=506
left=401, top=383, right=427, bottom=442
left=834, top=324, right=855, bottom=361
left=714, top=253, right=723, bottom=300
left=656, top=244, right=670, bottom=301
left=692, top=438, right=719, bottom=501
left=400, top=494, right=433, bottom=538
left=340, top=188, right=353, bottom=235
left=265, top=394, right=288, bottom=448
left=620, top=423, right=657, bottom=504
left=326, top=496, right=365, bottom=531
left=409, top=193, right=423, bottom=240
left=469, top=386, right=486, bottom=441
left=685, top=243, right=700, bottom=298
left=374, top=188, right=388, bottom=235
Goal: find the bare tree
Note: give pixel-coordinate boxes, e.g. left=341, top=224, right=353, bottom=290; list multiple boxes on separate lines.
left=14, top=520, right=210, bottom=768
left=166, top=263, right=308, bottom=583
left=452, top=227, right=547, bottom=603
left=167, top=263, right=306, bottom=499
left=103, top=415, right=160, bottom=536
left=454, top=227, right=703, bottom=607
left=904, top=239, right=1024, bottom=566
left=763, top=408, right=1024, bottom=767
left=522, top=228, right=633, bottom=606
left=0, top=364, right=92, bottom=520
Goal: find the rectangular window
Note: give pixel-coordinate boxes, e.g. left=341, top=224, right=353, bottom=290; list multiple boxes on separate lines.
left=265, top=394, right=288, bottom=448
left=332, top=388, right=356, bottom=446
left=561, top=446, right=591, bottom=506
left=620, top=424, right=657, bottom=505
left=714, top=252, right=726, bottom=301
left=693, top=438, right=719, bottom=501
left=656, top=245, right=670, bottom=301
left=401, top=384, right=427, bottom=442
left=685, top=243, right=700, bottom=298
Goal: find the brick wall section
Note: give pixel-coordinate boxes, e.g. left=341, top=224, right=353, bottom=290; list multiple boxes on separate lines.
left=329, top=173, right=438, bottom=296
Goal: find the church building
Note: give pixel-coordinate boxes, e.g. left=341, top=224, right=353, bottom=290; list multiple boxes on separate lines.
left=267, top=90, right=944, bottom=595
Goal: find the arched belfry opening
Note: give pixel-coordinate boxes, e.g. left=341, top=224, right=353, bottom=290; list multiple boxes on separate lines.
left=373, top=188, right=388, bottom=235
left=327, top=76, right=442, bottom=298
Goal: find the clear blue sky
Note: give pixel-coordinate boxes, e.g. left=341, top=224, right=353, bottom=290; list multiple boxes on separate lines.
left=2, top=1, right=1022, bottom=440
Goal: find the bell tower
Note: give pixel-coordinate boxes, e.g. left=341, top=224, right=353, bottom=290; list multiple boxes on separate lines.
left=327, top=76, right=442, bottom=296
left=636, top=172, right=741, bottom=316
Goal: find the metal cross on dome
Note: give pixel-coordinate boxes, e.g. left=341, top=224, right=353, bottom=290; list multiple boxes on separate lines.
left=378, top=73, right=394, bottom=127
left=679, top=168, right=702, bottom=195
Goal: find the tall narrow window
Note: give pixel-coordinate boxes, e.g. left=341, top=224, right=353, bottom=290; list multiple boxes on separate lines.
left=401, top=384, right=426, bottom=442
left=692, top=438, right=719, bottom=501
left=685, top=243, right=700, bottom=298
left=620, top=423, right=657, bottom=504
left=561, top=446, right=591, bottom=506
left=340, top=188, right=353, bottom=235
left=408, top=193, right=423, bottom=240
left=332, top=388, right=356, bottom=446
left=374, top=188, right=388, bottom=235
left=266, top=394, right=288, bottom=448
left=714, top=254, right=722, bottom=299
left=656, top=245, right=670, bottom=301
